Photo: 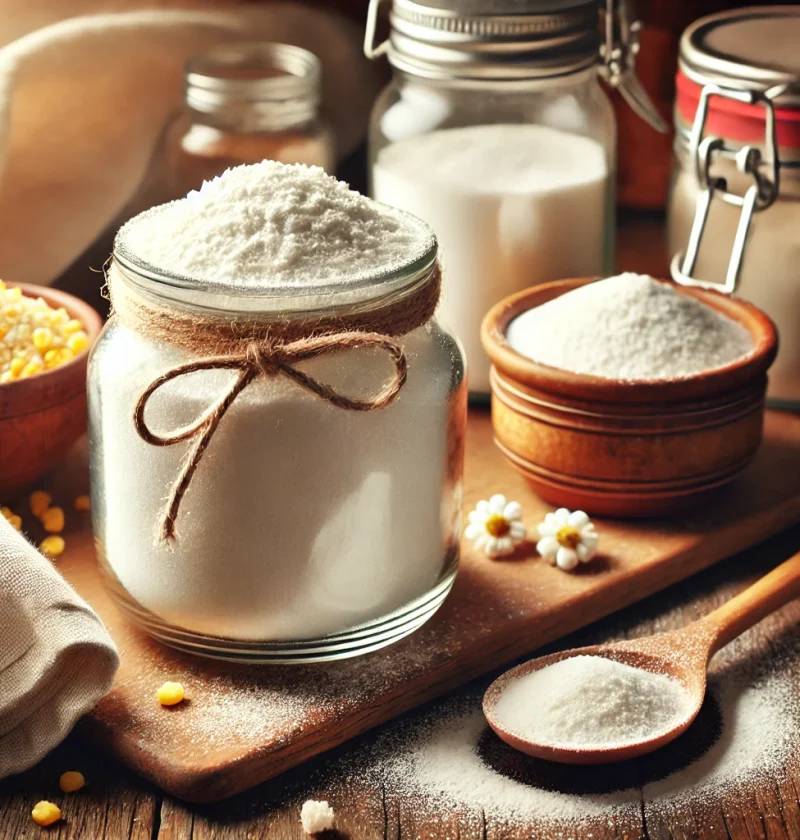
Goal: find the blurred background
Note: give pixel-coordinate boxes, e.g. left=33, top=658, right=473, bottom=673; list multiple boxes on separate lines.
left=0, top=0, right=793, bottom=304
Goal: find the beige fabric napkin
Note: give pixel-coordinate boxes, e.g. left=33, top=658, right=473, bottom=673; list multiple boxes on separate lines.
left=0, top=517, right=118, bottom=779
left=0, top=3, right=379, bottom=287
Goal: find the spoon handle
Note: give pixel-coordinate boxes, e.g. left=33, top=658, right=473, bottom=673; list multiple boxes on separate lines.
left=699, top=549, right=800, bottom=655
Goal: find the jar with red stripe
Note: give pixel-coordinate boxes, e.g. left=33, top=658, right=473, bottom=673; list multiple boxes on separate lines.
left=667, top=6, right=800, bottom=409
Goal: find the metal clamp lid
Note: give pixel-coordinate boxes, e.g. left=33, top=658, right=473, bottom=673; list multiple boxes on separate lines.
left=671, top=82, right=787, bottom=295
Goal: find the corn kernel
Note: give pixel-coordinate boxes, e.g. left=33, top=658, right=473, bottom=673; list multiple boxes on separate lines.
left=6, top=286, right=21, bottom=300
left=9, top=357, right=25, bottom=376
left=0, top=507, right=21, bottom=529
left=41, top=506, right=65, bottom=533
left=59, top=770, right=86, bottom=793
left=32, top=327, right=53, bottom=352
left=157, top=681, right=185, bottom=706
left=0, top=371, right=14, bottom=383
left=40, top=535, right=65, bottom=558
left=74, top=495, right=91, bottom=512
left=29, top=490, right=51, bottom=517
left=64, top=319, right=84, bottom=334
left=0, top=278, right=5, bottom=290
left=21, top=360, right=43, bottom=378
left=66, top=331, right=89, bottom=354
left=31, top=801, right=61, bottom=827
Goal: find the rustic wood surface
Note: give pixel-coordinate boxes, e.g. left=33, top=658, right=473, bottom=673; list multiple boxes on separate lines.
left=3, top=525, right=800, bottom=839
left=39, top=403, right=800, bottom=803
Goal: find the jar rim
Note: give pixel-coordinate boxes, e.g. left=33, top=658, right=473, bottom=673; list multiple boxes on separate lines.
left=111, top=205, right=438, bottom=318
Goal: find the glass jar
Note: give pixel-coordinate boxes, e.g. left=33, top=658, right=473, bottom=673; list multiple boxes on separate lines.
left=365, top=0, right=665, bottom=396
left=667, top=7, right=800, bottom=409
left=157, top=42, right=334, bottom=201
left=88, top=224, right=466, bottom=663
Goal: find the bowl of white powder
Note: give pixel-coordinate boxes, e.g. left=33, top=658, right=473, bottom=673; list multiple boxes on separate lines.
left=481, top=273, right=778, bottom=518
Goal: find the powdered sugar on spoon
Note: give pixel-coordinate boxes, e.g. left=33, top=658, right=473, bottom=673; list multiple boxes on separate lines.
left=484, top=549, right=800, bottom=764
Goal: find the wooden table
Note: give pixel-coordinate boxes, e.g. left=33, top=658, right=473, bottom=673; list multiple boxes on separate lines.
left=2, top=524, right=800, bottom=839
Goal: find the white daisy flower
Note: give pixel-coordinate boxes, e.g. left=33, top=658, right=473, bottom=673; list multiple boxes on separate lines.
left=465, top=494, right=526, bottom=558
left=536, top=508, right=598, bottom=571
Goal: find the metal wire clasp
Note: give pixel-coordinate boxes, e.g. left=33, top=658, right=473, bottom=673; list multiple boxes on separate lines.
left=364, top=0, right=390, bottom=59
left=671, top=83, right=786, bottom=294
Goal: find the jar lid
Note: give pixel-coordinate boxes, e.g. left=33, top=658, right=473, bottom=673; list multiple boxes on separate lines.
left=185, top=42, right=321, bottom=130
left=677, top=7, right=800, bottom=149
left=376, top=0, right=600, bottom=81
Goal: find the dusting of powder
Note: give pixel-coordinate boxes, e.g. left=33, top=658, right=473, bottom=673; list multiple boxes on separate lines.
left=493, top=655, right=694, bottom=749
left=506, top=273, right=754, bottom=380
left=117, top=161, right=431, bottom=287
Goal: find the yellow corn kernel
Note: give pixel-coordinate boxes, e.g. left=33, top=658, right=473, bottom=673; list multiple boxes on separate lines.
left=157, top=681, right=185, bottom=707
left=59, top=770, right=86, bottom=793
left=21, top=360, right=43, bottom=378
left=0, top=507, right=21, bottom=529
left=32, top=327, right=53, bottom=352
left=0, top=371, right=14, bottom=383
left=0, top=327, right=6, bottom=341
left=0, top=278, right=5, bottom=290
left=41, top=506, right=65, bottom=533
left=31, top=801, right=61, bottom=827
left=66, top=331, right=90, bottom=354
left=44, top=348, right=74, bottom=370
left=9, top=357, right=25, bottom=376
left=29, top=490, right=51, bottom=517
left=40, top=535, right=65, bottom=558
left=73, top=495, right=91, bottom=512
left=64, top=318, right=84, bottom=335
left=6, top=286, right=21, bottom=300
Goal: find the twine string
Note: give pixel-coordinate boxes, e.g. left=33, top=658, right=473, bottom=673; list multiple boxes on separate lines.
left=134, top=331, right=408, bottom=542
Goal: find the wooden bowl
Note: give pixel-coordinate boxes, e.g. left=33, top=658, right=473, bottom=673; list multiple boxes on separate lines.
left=481, top=278, right=779, bottom=518
left=0, top=285, right=103, bottom=500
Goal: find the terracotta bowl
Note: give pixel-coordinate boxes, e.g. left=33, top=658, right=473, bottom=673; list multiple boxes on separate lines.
left=0, top=284, right=103, bottom=500
left=481, top=278, right=779, bottom=518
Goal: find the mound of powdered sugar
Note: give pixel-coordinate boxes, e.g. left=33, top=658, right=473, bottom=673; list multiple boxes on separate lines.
left=117, top=162, right=432, bottom=287
left=493, top=655, right=694, bottom=749
left=506, top=273, right=754, bottom=380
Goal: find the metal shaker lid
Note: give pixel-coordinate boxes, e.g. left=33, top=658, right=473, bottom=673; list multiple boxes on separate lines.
left=679, top=6, right=800, bottom=106
left=365, top=0, right=600, bottom=82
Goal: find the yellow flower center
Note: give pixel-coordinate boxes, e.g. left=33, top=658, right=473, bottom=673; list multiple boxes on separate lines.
left=556, top=525, right=581, bottom=549
left=485, top=514, right=511, bottom=538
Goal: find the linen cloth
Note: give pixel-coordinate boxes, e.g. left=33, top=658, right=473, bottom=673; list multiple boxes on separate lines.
left=0, top=3, right=379, bottom=286
left=0, top=517, right=119, bottom=778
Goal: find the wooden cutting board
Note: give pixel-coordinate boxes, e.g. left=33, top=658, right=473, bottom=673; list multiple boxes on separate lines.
left=45, top=408, right=800, bottom=803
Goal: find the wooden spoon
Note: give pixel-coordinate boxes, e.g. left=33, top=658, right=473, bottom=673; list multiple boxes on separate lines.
left=483, top=550, right=800, bottom=765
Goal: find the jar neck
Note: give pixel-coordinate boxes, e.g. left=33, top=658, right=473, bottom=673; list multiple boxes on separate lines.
left=184, top=42, right=321, bottom=134
left=391, top=64, right=600, bottom=93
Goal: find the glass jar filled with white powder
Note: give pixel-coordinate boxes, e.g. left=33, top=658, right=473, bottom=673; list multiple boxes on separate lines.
left=88, top=162, right=466, bottom=663
left=365, top=0, right=667, bottom=396
left=667, top=7, right=800, bottom=409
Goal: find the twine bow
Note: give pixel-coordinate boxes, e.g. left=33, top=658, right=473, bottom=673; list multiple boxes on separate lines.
left=134, top=331, right=407, bottom=542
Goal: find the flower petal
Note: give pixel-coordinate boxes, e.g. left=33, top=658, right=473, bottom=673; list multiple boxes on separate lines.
left=554, top=508, right=571, bottom=525
left=503, top=501, right=522, bottom=521
left=509, top=521, right=526, bottom=540
left=537, top=522, right=555, bottom=538
left=568, top=510, right=590, bottom=528
left=476, top=500, right=490, bottom=516
left=536, top=536, right=559, bottom=560
left=489, top=494, right=507, bottom=514
left=556, top=547, right=579, bottom=570
left=468, top=510, right=486, bottom=525
left=486, top=536, right=500, bottom=556
left=497, top=536, right=514, bottom=555
left=465, top=523, right=483, bottom=540
left=582, top=533, right=599, bottom=553
left=576, top=543, right=592, bottom=563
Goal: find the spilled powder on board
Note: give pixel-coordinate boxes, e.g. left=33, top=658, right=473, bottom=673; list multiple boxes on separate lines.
left=506, top=272, right=754, bottom=380
left=492, top=655, right=694, bottom=749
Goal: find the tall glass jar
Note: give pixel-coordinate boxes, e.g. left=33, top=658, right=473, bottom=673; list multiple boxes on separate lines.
left=158, top=42, right=335, bottom=200
left=667, top=7, right=800, bottom=410
left=88, top=212, right=466, bottom=663
left=365, top=0, right=664, bottom=396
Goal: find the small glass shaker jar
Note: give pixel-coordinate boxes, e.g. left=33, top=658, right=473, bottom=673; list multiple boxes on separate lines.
left=365, top=0, right=666, bottom=396
left=668, top=7, right=800, bottom=409
left=159, top=42, right=335, bottom=199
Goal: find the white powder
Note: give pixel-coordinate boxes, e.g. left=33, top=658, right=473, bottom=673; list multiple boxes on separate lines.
left=118, top=160, right=431, bottom=287
left=93, top=163, right=464, bottom=644
left=373, top=123, right=610, bottom=393
left=300, top=800, right=335, bottom=834
left=506, top=272, right=754, bottom=380
left=493, top=655, right=694, bottom=749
